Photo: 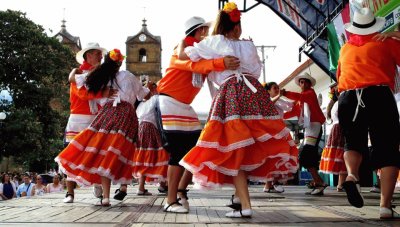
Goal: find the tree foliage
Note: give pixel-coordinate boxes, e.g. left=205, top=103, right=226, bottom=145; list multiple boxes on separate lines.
left=0, top=10, right=75, bottom=171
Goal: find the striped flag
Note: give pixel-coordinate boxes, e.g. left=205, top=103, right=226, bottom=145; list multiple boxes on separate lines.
left=327, top=3, right=350, bottom=72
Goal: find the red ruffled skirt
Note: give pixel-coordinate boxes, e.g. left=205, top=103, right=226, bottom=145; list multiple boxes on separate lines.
left=132, top=121, right=169, bottom=183
left=179, top=76, right=298, bottom=188
left=319, top=123, right=347, bottom=175
left=55, top=101, right=138, bottom=186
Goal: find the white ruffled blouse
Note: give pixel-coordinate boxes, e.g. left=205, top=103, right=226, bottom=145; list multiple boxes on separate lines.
left=185, top=35, right=262, bottom=86
left=75, top=71, right=149, bottom=110
left=136, top=95, right=158, bottom=127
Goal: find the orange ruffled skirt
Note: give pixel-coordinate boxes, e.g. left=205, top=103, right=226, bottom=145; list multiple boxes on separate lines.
left=179, top=76, right=298, bottom=188
left=319, top=123, right=347, bottom=175
left=55, top=101, right=138, bottom=186
left=132, top=121, right=169, bottom=183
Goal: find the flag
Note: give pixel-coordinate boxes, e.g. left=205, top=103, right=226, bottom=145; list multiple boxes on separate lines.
left=327, top=3, right=350, bottom=72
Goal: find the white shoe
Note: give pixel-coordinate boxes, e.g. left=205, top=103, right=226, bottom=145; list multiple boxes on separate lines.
left=225, top=209, right=253, bottom=218
left=164, top=202, right=188, bottom=213
left=63, top=193, right=74, bottom=203
left=177, top=189, right=190, bottom=210
left=273, top=184, right=285, bottom=193
left=179, top=197, right=189, bottom=210
left=380, top=207, right=400, bottom=219
left=93, top=184, right=103, bottom=198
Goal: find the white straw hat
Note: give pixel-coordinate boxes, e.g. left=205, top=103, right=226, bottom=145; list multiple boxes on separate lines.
left=76, top=42, right=107, bottom=64
left=344, top=8, right=385, bottom=35
left=295, top=73, right=316, bottom=87
left=184, top=16, right=211, bottom=36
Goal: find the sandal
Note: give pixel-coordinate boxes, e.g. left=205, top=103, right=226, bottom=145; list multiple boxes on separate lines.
left=137, top=189, right=152, bottom=196
left=225, top=209, right=252, bottom=218
left=342, top=174, right=363, bottom=208
left=114, top=188, right=127, bottom=201
left=177, top=189, right=189, bottom=210
left=226, top=195, right=242, bottom=210
left=164, top=201, right=188, bottom=213
left=95, top=197, right=111, bottom=207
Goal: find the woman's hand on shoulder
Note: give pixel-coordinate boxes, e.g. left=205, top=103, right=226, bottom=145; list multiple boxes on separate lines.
left=373, top=31, right=400, bottom=41
left=177, top=39, right=189, bottom=60
left=223, top=56, right=240, bottom=70
left=68, top=68, right=82, bottom=83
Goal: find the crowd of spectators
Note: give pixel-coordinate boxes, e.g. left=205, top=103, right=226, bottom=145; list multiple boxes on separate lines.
left=0, top=170, right=66, bottom=200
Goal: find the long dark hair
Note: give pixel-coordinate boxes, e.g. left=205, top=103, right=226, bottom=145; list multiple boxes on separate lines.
left=85, top=52, right=120, bottom=94
left=1, top=173, right=10, bottom=184
left=212, top=10, right=240, bottom=36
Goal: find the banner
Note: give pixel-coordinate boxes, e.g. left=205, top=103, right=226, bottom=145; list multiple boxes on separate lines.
left=260, top=0, right=345, bottom=80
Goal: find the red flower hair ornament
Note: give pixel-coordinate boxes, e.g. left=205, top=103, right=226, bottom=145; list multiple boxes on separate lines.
left=109, top=49, right=125, bottom=63
left=223, top=2, right=241, bottom=23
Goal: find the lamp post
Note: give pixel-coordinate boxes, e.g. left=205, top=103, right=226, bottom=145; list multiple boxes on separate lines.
left=0, top=112, right=6, bottom=168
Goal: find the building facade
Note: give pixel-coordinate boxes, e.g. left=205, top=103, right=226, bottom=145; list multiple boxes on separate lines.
left=53, top=19, right=81, bottom=54
left=126, top=19, right=162, bottom=84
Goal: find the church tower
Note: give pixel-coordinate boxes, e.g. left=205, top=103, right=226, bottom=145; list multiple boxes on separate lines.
left=126, top=19, right=162, bottom=84
left=53, top=18, right=81, bottom=54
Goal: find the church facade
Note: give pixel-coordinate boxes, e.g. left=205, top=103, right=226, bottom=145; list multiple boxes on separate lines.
left=126, top=19, right=162, bottom=84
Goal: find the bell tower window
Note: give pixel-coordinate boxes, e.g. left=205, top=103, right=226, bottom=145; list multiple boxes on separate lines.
left=139, top=48, right=147, bottom=62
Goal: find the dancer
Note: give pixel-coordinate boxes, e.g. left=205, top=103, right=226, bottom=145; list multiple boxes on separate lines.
left=157, top=16, right=240, bottom=213
left=282, top=73, right=327, bottom=195
left=132, top=82, right=170, bottom=196
left=262, top=82, right=294, bottom=193
left=56, top=49, right=150, bottom=206
left=63, top=42, right=108, bottom=203
left=179, top=2, right=298, bottom=218
left=337, top=8, right=400, bottom=218
left=319, top=83, right=347, bottom=191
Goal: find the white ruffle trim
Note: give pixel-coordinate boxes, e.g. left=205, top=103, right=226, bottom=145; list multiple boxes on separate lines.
left=210, top=114, right=281, bottom=123
left=86, top=127, right=135, bottom=143
left=179, top=153, right=298, bottom=189
left=133, top=161, right=169, bottom=167
left=55, top=157, right=133, bottom=186
left=70, top=140, right=136, bottom=166
left=196, top=127, right=295, bottom=152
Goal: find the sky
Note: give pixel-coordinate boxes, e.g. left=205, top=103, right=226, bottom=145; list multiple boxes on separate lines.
left=1, top=0, right=307, bottom=114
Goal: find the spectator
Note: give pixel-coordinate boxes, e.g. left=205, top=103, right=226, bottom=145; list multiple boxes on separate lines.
left=31, top=175, right=47, bottom=196
left=47, top=174, right=63, bottom=193
left=0, top=173, right=16, bottom=200
left=16, top=174, right=34, bottom=198
left=12, top=175, right=20, bottom=190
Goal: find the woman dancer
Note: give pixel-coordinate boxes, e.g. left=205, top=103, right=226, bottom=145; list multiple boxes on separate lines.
left=179, top=2, right=298, bottom=218
left=56, top=49, right=150, bottom=206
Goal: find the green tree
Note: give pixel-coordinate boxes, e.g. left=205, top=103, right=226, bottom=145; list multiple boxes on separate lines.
left=0, top=10, right=75, bottom=171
